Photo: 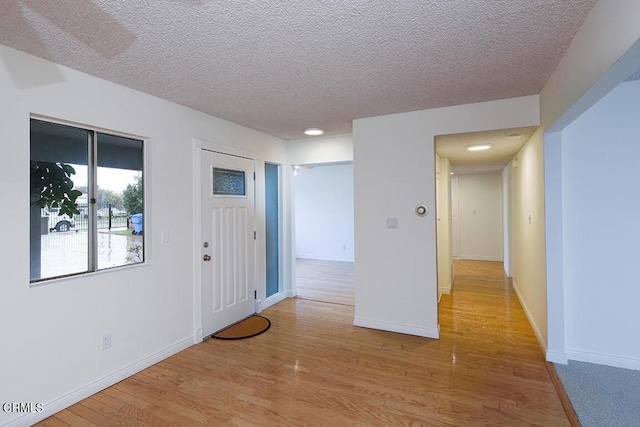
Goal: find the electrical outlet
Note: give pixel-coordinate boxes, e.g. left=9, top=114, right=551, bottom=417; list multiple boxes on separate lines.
left=386, top=218, right=398, bottom=229
left=101, top=333, right=112, bottom=350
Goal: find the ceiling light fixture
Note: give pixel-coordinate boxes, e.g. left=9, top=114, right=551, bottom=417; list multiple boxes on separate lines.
left=466, top=144, right=491, bottom=151
left=304, top=128, right=324, bottom=136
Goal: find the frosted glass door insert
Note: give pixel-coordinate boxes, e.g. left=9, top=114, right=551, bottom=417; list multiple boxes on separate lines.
left=212, top=167, right=245, bottom=196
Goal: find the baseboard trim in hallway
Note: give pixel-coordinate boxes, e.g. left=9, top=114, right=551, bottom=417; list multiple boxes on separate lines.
left=511, top=276, right=547, bottom=355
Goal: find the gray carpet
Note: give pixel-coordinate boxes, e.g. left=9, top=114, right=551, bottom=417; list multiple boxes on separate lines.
left=554, top=361, right=640, bottom=427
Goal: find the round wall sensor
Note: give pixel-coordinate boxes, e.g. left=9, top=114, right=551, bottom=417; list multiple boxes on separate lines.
left=416, top=204, right=429, bottom=217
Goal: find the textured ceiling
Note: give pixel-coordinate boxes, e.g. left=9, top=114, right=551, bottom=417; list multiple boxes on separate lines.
left=0, top=1, right=597, bottom=140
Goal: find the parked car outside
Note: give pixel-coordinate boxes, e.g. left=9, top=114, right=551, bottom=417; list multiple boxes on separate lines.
left=97, top=207, right=127, bottom=218
left=42, top=208, right=75, bottom=232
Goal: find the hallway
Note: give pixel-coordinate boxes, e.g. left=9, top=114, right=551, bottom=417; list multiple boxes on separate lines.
left=437, top=259, right=569, bottom=425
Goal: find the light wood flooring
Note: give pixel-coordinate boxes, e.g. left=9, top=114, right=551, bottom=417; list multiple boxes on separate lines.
left=38, top=260, right=569, bottom=426
left=295, top=258, right=354, bottom=306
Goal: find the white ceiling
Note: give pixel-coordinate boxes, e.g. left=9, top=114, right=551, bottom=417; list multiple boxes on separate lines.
left=0, top=1, right=597, bottom=140
left=436, top=126, right=538, bottom=174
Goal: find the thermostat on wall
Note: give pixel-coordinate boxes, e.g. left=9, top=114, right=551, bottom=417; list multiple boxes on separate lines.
left=416, top=204, right=429, bottom=217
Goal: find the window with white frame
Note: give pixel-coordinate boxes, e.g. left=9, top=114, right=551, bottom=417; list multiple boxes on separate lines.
left=29, top=119, right=144, bottom=282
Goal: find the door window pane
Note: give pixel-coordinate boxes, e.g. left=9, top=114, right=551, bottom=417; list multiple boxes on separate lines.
left=212, top=167, right=245, bottom=196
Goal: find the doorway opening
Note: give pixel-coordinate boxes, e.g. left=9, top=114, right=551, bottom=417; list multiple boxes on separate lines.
left=293, top=162, right=354, bottom=306
left=434, top=126, right=535, bottom=311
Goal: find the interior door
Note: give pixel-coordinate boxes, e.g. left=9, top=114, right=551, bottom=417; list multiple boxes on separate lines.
left=201, top=150, right=255, bottom=336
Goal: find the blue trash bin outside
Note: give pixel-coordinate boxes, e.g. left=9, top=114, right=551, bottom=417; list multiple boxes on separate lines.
left=131, top=213, right=143, bottom=234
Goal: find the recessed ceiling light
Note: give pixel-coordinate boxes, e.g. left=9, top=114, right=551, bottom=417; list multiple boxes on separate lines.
left=304, top=128, right=324, bottom=136
left=466, top=144, right=491, bottom=151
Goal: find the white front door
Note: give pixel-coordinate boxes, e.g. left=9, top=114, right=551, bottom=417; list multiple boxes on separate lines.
left=201, top=150, right=255, bottom=336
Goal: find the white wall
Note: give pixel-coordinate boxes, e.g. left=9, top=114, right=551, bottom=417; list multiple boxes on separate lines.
left=510, top=133, right=548, bottom=351
left=451, top=175, right=460, bottom=258
left=540, top=0, right=640, bottom=364
left=294, top=164, right=354, bottom=262
left=560, top=80, right=640, bottom=368
left=353, top=95, right=539, bottom=338
left=502, top=165, right=512, bottom=277
left=0, top=45, right=290, bottom=426
left=457, top=173, right=503, bottom=262
left=287, top=133, right=353, bottom=165
left=436, top=156, right=452, bottom=296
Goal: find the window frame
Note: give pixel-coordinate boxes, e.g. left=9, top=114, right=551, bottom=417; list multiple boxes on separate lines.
left=29, top=115, right=147, bottom=285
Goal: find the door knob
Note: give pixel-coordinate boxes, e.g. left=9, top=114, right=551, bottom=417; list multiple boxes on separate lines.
left=203, top=254, right=212, bottom=261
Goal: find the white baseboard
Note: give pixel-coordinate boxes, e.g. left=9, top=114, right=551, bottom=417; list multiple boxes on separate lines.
left=458, top=255, right=502, bottom=262
left=257, top=292, right=288, bottom=311
left=353, top=317, right=439, bottom=339
left=296, top=255, right=355, bottom=262
left=438, top=282, right=452, bottom=303
left=7, top=337, right=193, bottom=427
left=194, top=326, right=204, bottom=344
left=546, top=350, right=568, bottom=364
left=566, top=349, right=640, bottom=371
left=511, top=278, right=547, bottom=353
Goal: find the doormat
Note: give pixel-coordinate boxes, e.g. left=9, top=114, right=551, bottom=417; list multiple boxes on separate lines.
left=211, top=315, right=271, bottom=340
